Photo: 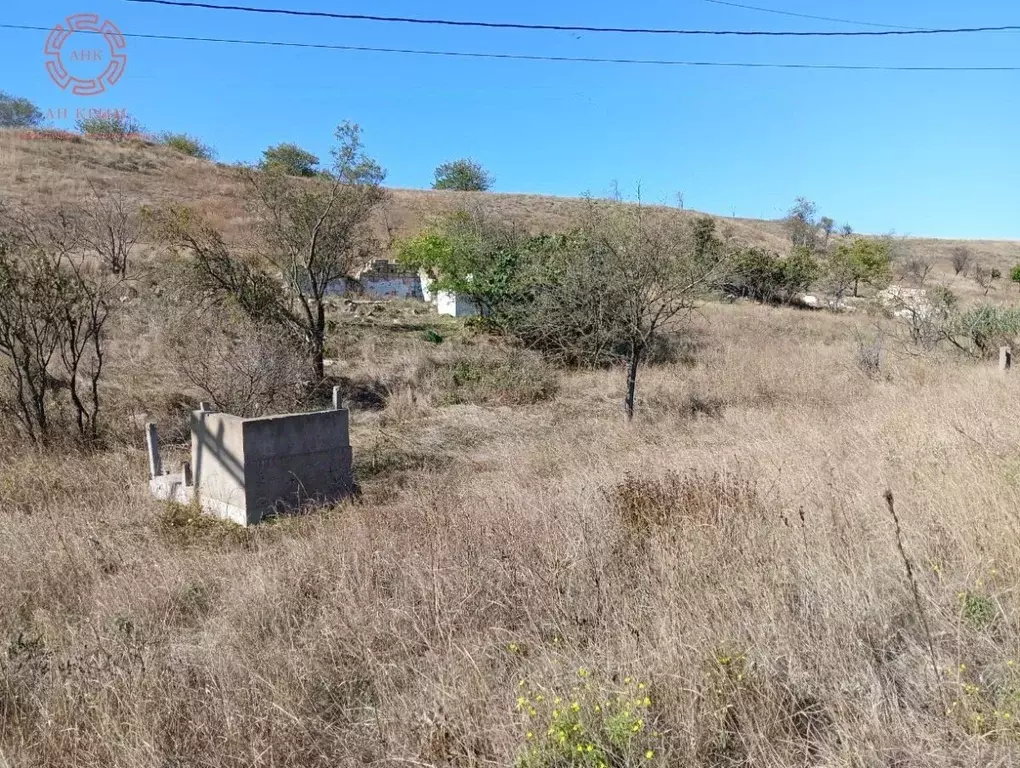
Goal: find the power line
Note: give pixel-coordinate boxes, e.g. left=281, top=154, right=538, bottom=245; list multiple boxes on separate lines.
left=122, top=0, right=1020, bottom=37
left=4, top=23, right=1019, bottom=70
left=698, top=0, right=921, bottom=31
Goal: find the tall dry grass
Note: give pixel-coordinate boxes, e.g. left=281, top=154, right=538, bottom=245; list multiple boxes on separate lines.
left=3, top=301, right=1020, bottom=766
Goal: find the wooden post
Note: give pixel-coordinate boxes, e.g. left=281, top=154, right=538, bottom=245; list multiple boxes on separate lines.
left=332, top=385, right=342, bottom=411
left=145, top=423, right=162, bottom=478
left=1001, top=346, right=1012, bottom=372
left=181, top=461, right=192, bottom=486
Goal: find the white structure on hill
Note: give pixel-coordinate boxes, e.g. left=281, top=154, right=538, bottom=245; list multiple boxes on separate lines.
left=418, top=269, right=479, bottom=318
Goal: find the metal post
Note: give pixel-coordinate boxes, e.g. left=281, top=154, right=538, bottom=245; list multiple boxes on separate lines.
left=145, top=422, right=162, bottom=479
left=332, top=385, right=342, bottom=410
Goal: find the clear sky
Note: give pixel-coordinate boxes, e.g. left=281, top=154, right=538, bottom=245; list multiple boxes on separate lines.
left=2, top=1, right=1018, bottom=238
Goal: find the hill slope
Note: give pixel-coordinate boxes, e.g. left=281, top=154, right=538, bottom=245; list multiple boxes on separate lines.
left=4, top=130, right=1019, bottom=273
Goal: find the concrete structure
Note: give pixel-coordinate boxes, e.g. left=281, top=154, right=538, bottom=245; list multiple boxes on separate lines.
left=148, top=399, right=353, bottom=526
left=322, top=260, right=423, bottom=299
left=419, top=269, right=480, bottom=318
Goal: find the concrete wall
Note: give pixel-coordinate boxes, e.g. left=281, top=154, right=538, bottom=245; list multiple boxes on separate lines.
left=242, top=410, right=353, bottom=523
left=361, top=275, right=422, bottom=299
left=189, top=408, right=353, bottom=526
left=420, top=269, right=478, bottom=317
left=191, top=411, right=248, bottom=525
left=436, top=290, right=478, bottom=318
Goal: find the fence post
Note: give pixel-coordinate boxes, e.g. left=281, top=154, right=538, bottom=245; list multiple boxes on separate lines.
left=332, top=386, right=342, bottom=411
left=145, top=423, right=162, bottom=479
left=1000, top=346, right=1012, bottom=372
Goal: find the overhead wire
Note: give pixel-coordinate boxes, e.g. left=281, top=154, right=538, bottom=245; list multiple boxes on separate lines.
left=4, top=22, right=1016, bottom=71
left=120, top=0, right=1020, bottom=38
left=697, top=0, right=922, bottom=31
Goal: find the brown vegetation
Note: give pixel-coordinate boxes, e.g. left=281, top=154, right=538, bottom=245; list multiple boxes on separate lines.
left=2, top=130, right=1020, bottom=767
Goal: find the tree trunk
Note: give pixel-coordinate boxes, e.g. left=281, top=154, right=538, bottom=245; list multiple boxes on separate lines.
left=624, top=346, right=641, bottom=422
left=312, top=303, right=326, bottom=381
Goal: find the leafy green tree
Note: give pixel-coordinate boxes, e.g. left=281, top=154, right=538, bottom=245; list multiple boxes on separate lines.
left=0, top=91, right=43, bottom=129
left=830, top=236, right=891, bottom=298
left=259, top=143, right=320, bottom=177
left=397, top=209, right=532, bottom=319
left=432, top=159, right=494, bottom=191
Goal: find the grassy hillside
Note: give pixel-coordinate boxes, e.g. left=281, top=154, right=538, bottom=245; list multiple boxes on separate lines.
left=3, top=129, right=1018, bottom=273
left=3, top=128, right=1020, bottom=767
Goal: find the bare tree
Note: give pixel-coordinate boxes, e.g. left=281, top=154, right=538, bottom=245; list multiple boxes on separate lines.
left=972, top=263, right=993, bottom=296
left=151, top=121, right=387, bottom=381
left=153, top=273, right=308, bottom=418
left=0, top=204, right=112, bottom=445
left=78, top=179, right=139, bottom=275
left=784, top=197, right=820, bottom=251
left=950, top=246, right=971, bottom=276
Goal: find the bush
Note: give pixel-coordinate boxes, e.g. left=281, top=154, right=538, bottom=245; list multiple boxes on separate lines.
left=0, top=91, right=43, bottom=129
left=76, top=113, right=144, bottom=140
left=152, top=262, right=310, bottom=417
left=415, top=345, right=558, bottom=406
left=726, top=247, right=818, bottom=304
left=259, top=142, right=319, bottom=176
left=1010, top=264, right=1020, bottom=290
left=433, top=158, right=494, bottom=191
left=159, top=132, right=216, bottom=160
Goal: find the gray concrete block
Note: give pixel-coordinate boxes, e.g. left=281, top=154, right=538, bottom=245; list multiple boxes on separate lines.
left=187, top=407, right=354, bottom=526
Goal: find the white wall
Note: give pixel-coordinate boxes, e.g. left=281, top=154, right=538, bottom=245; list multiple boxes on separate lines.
left=436, top=291, right=478, bottom=318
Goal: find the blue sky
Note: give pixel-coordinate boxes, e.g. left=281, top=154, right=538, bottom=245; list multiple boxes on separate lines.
left=2, top=1, right=1018, bottom=238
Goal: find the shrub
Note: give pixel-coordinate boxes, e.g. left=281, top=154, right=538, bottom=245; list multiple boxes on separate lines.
left=0, top=91, right=43, bottom=129
left=854, top=330, right=884, bottom=379
left=259, top=142, right=319, bottom=176
left=1011, top=264, right=1020, bottom=290
left=726, top=247, right=818, bottom=304
left=433, top=158, right=494, bottom=191
left=609, top=470, right=764, bottom=540
left=515, top=672, right=662, bottom=768
left=159, top=132, right=216, bottom=160
left=950, top=246, right=971, bottom=276
left=76, top=112, right=145, bottom=139
left=153, top=261, right=310, bottom=417
left=952, top=305, right=1020, bottom=357
left=416, top=346, right=558, bottom=406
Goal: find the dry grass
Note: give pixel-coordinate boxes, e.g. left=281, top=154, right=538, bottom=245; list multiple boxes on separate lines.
left=4, top=131, right=1020, bottom=766
left=4, top=129, right=1018, bottom=280
left=4, top=297, right=1020, bottom=766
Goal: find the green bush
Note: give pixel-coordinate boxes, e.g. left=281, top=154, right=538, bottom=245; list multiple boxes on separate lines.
left=159, top=132, right=216, bottom=160
left=0, top=91, right=43, bottom=128
left=76, top=113, right=144, bottom=139
left=432, top=158, right=494, bottom=191
left=726, top=247, right=818, bottom=304
left=952, top=305, right=1020, bottom=356
left=259, top=142, right=319, bottom=176
left=1011, top=264, right=1020, bottom=289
